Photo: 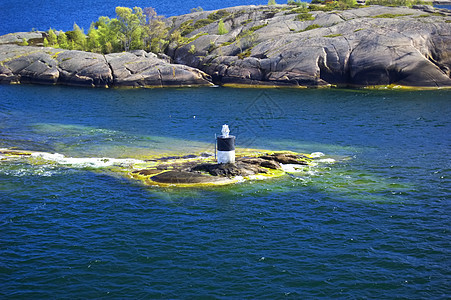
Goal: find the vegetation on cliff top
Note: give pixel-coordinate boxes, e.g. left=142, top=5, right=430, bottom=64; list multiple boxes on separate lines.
left=37, top=0, right=431, bottom=56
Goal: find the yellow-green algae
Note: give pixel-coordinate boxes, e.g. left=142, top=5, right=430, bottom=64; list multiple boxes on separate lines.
left=0, top=148, right=315, bottom=188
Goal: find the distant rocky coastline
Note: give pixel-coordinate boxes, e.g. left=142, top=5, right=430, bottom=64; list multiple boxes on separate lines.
left=0, top=5, right=450, bottom=88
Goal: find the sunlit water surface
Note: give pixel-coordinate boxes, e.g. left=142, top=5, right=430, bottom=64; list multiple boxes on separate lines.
left=0, top=85, right=450, bottom=298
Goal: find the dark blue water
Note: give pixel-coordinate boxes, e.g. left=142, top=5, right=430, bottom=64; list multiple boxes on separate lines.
left=2, top=1, right=450, bottom=35
left=1, top=85, right=450, bottom=298
left=0, top=0, right=269, bottom=35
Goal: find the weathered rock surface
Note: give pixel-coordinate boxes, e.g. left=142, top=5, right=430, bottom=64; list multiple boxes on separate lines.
left=0, top=43, right=212, bottom=87
left=168, top=5, right=451, bottom=87
left=1, top=5, right=450, bottom=88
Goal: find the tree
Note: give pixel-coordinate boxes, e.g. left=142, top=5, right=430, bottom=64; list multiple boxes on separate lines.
left=57, top=32, right=69, bottom=49
left=218, top=19, right=228, bottom=35
left=115, top=6, right=146, bottom=51
left=268, top=0, right=277, bottom=5
left=87, top=25, right=101, bottom=52
left=93, top=16, right=121, bottom=53
left=66, top=23, right=87, bottom=50
left=47, top=29, right=58, bottom=47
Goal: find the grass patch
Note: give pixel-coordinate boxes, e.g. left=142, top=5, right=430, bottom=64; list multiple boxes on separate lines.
left=372, top=13, right=412, bottom=18
left=241, top=19, right=253, bottom=26
left=446, top=20, right=451, bottom=23
left=324, top=33, right=342, bottom=37
left=220, top=41, right=233, bottom=47
left=295, top=12, right=315, bottom=21
left=193, top=19, right=214, bottom=30
left=180, top=20, right=195, bottom=36
left=300, top=24, right=322, bottom=32
left=249, top=24, right=268, bottom=32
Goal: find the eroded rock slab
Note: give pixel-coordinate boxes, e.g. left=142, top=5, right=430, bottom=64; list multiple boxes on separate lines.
left=0, top=44, right=212, bottom=87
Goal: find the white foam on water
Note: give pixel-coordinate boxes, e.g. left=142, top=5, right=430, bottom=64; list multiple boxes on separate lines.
left=281, top=164, right=309, bottom=173
left=234, top=176, right=245, bottom=183
left=30, top=152, right=145, bottom=168
left=310, top=152, right=325, bottom=158
left=316, top=158, right=336, bottom=164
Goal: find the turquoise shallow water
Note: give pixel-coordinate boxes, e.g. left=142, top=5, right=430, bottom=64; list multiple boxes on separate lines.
left=0, top=85, right=450, bottom=298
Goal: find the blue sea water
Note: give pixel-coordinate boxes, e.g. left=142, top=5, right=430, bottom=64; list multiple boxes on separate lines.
left=1, top=0, right=451, bottom=298
left=0, top=0, right=270, bottom=35
left=0, top=85, right=450, bottom=298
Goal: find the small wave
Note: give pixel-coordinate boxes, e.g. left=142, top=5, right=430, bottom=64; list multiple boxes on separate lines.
left=30, top=152, right=145, bottom=168
left=310, top=152, right=325, bottom=158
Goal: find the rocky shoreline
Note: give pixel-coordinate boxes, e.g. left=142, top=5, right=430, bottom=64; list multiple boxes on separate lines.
left=0, top=5, right=450, bottom=88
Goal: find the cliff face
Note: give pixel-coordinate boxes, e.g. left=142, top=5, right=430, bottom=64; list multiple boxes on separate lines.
left=168, top=5, right=451, bottom=87
left=0, top=5, right=450, bottom=88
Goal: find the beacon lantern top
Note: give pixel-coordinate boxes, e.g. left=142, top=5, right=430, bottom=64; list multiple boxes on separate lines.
left=221, top=124, right=230, bottom=138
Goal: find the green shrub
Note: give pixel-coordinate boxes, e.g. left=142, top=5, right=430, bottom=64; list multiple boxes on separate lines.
left=268, top=0, right=277, bottom=5
left=218, top=19, right=229, bottom=35
left=295, top=12, right=315, bottom=21
left=208, top=9, right=231, bottom=21
left=19, top=39, right=29, bottom=46
left=308, top=4, right=334, bottom=12
left=238, top=48, right=252, bottom=59
left=188, top=44, right=196, bottom=54
left=190, top=6, right=204, bottom=13
left=288, top=0, right=309, bottom=8
left=180, top=20, right=195, bottom=36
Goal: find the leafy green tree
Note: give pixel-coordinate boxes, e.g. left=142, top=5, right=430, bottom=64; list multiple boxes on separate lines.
left=115, top=6, right=146, bottom=51
left=47, top=29, right=58, bottom=47
left=92, top=16, right=121, bottom=53
left=43, top=38, right=49, bottom=47
left=66, top=23, right=87, bottom=50
left=148, top=18, right=169, bottom=53
left=218, top=19, right=228, bottom=35
left=57, top=32, right=69, bottom=49
left=268, top=0, right=277, bottom=5
left=87, top=25, right=101, bottom=52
